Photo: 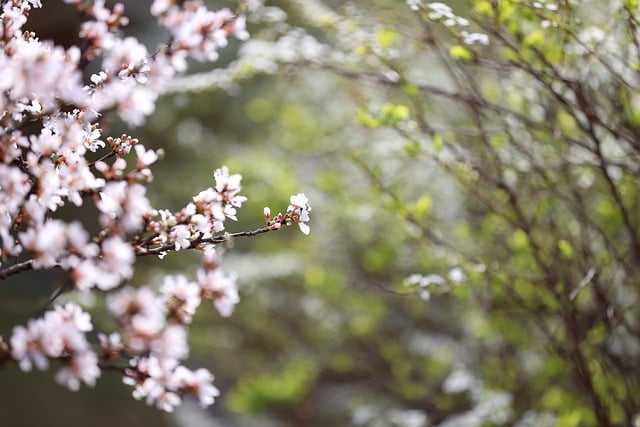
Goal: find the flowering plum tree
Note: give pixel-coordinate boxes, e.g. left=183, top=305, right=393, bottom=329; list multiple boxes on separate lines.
left=0, top=0, right=310, bottom=413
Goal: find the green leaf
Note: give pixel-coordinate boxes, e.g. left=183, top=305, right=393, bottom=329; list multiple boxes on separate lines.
left=541, top=386, right=566, bottom=410
left=411, top=195, right=433, bottom=219
left=586, top=323, right=607, bottom=345
left=523, top=29, right=545, bottom=47
left=449, top=45, right=474, bottom=61
left=356, top=108, right=380, bottom=128
left=557, top=409, right=584, bottom=427
left=511, top=229, right=529, bottom=249
left=498, top=3, right=517, bottom=22
left=392, top=104, right=410, bottom=121
left=473, top=0, right=493, bottom=16
left=376, top=28, right=399, bottom=49
left=557, top=110, right=577, bottom=133
left=404, top=140, right=421, bottom=156
left=402, top=83, right=419, bottom=96
left=490, top=132, right=508, bottom=148
left=558, top=239, right=574, bottom=259
left=382, top=103, right=410, bottom=124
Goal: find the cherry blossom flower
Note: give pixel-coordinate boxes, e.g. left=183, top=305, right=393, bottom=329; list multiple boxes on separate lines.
left=263, top=193, right=312, bottom=234
left=52, top=303, right=94, bottom=332
left=150, top=325, right=189, bottom=361
left=18, top=220, right=68, bottom=268
left=213, top=166, right=248, bottom=213
left=108, top=286, right=167, bottom=345
left=197, top=268, right=240, bottom=317
left=55, top=351, right=100, bottom=391
left=98, top=332, right=124, bottom=360
left=169, top=224, right=192, bottom=250
left=161, top=275, right=202, bottom=324
left=134, top=144, right=159, bottom=168
left=123, top=353, right=220, bottom=412
left=97, top=182, right=152, bottom=232
left=9, top=303, right=100, bottom=391
left=288, top=192, right=312, bottom=234
left=171, top=366, right=220, bottom=407
left=10, top=321, right=50, bottom=372
left=202, top=247, right=222, bottom=270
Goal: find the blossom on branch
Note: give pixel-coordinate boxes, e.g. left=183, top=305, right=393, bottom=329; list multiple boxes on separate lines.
left=264, top=193, right=312, bottom=235
left=0, top=0, right=310, bottom=414
left=9, top=303, right=100, bottom=390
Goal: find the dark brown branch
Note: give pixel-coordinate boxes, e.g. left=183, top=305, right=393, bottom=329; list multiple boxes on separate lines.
left=0, top=259, right=34, bottom=280
left=136, top=225, right=275, bottom=257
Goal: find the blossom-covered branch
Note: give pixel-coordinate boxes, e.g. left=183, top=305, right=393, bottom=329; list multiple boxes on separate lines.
left=0, top=0, right=310, bottom=413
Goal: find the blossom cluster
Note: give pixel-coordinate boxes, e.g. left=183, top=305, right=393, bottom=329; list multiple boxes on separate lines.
left=406, top=1, right=489, bottom=46
left=6, top=246, right=240, bottom=411
left=264, top=192, right=312, bottom=235
left=0, top=0, right=310, bottom=413
left=142, top=166, right=249, bottom=256
left=9, top=303, right=99, bottom=391
left=103, top=248, right=237, bottom=411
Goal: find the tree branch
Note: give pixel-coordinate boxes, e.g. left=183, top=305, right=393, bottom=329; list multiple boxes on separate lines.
left=0, top=259, right=34, bottom=280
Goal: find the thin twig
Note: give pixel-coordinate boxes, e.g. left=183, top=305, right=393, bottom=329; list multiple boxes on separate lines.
left=0, top=259, right=34, bottom=280
left=136, top=226, right=275, bottom=257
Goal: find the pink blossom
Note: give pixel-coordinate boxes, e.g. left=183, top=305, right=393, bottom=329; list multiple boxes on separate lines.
left=71, top=259, right=107, bottom=291
left=202, top=247, right=221, bottom=270
left=155, top=390, right=182, bottom=412
left=150, top=0, right=175, bottom=17
left=108, top=286, right=166, bottom=343
left=264, top=193, right=312, bottom=234
left=171, top=366, right=220, bottom=407
left=197, top=268, right=239, bottom=317
left=214, top=166, right=243, bottom=199
left=62, top=222, right=100, bottom=268
left=150, top=325, right=189, bottom=361
left=213, top=166, right=248, bottom=219
left=134, top=144, right=159, bottom=168
left=19, top=220, right=67, bottom=268
left=9, top=303, right=98, bottom=391
left=125, top=355, right=219, bottom=411
left=288, top=192, right=312, bottom=235
left=0, top=164, right=30, bottom=215
left=153, top=2, right=247, bottom=65
left=169, top=224, right=192, bottom=250
left=54, top=351, right=100, bottom=391
left=97, top=182, right=151, bottom=232
left=10, top=322, right=49, bottom=372
left=125, top=355, right=183, bottom=411
left=102, top=37, right=148, bottom=78
left=52, top=303, right=93, bottom=332
left=98, top=332, right=124, bottom=360
left=100, top=236, right=135, bottom=285
left=161, top=275, right=201, bottom=324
